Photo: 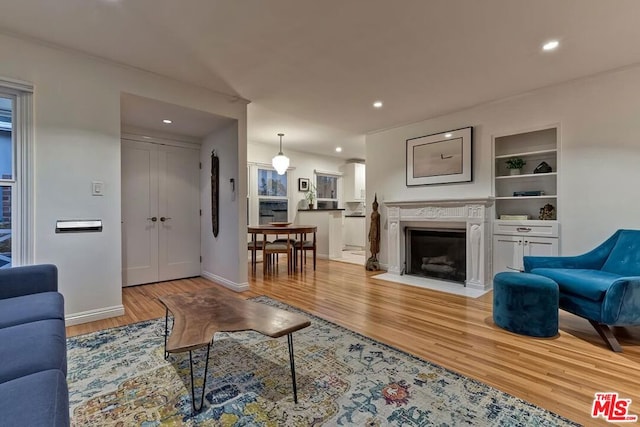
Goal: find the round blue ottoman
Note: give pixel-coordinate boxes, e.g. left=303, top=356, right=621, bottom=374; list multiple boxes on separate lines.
left=493, top=272, right=559, bottom=338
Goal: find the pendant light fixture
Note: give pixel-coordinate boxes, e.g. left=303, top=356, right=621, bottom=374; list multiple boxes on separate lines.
left=272, top=133, right=290, bottom=175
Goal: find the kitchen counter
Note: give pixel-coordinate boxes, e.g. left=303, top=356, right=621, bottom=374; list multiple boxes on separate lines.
left=296, top=210, right=343, bottom=259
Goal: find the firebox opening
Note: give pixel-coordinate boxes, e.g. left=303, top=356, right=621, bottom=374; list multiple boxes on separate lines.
left=405, top=227, right=466, bottom=284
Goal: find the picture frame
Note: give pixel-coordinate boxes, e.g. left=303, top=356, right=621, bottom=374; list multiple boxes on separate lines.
left=406, top=126, right=472, bottom=186
left=298, top=177, right=310, bottom=192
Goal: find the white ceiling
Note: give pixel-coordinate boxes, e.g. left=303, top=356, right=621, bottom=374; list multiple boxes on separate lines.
left=3, top=0, right=640, bottom=159
left=121, top=93, right=235, bottom=139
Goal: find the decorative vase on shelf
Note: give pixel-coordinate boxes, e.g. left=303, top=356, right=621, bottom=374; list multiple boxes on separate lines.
left=308, top=204, right=314, bottom=210
left=509, top=168, right=521, bottom=176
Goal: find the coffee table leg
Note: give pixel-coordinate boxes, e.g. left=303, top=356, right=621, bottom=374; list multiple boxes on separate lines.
left=287, top=333, right=299, bottom=403
left=188, top=344, right=211, bottom=412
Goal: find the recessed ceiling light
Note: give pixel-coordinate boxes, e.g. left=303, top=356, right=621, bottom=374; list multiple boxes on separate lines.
left=335, top=147, right=342, bottom=153
left=373, top=101, right=383, bottom=108
left=444, top=133, right=453, bottom=138
left=542, top=40, right=559, bottom=51
left=162, top=119, right=172, bottom=124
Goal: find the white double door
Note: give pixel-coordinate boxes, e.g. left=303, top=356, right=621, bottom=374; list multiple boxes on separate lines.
left=122, top=140, right=201, bottom=287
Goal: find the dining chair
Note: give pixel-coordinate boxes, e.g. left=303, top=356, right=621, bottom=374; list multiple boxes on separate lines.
left=297, top=232, right=317, bottom=271
left=247, top=239, right=265, bottom=274
left=263, top=241, right=294, bottom=274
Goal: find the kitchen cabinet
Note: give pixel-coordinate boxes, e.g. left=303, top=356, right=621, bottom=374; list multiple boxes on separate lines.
left=341, top=162, right=365, bottom=201
left=343, top=216, right=366, bottom=248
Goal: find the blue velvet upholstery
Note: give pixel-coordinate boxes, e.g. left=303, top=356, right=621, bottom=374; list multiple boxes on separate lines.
left=0, top=319, right=68, bottom=383
left=0, top=291, right=64, bottom=328
left=0, top=370, right=69, bottom=427
left=0, top=264, right=69, bottom=426
left=493, top=272, right=559, bottom=338
left=0, top=264, right=58, bottom=299
left=528, top=268, right=619, bottom=302
left=524, top=229, right=640, bottom=351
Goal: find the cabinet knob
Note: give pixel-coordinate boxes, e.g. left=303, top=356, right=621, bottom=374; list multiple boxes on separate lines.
left=147, top=217, right=157, bottom=222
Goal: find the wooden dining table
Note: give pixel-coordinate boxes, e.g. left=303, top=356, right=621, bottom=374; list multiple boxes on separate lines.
left=248, top=224, right=317, bottom=274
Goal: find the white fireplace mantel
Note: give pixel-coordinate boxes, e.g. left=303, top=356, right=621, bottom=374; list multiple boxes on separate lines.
left=383, top=197, right=494, bottom=291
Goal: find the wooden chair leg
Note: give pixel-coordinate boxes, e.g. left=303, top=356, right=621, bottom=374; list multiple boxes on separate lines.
left=588, top=319, right=623, bottom=352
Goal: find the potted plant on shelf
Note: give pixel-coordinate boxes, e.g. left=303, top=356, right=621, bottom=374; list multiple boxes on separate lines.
left=506, top=157, right=526, bottom=175
left=305, top=184, right=317, bottom=209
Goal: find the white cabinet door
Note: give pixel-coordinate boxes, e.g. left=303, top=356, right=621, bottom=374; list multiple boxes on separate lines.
left=342, top=163, right=366, bottom=201
left=354, top=163, right=366, bottom=200
left=493, top=234, right=558, bottom=276
left=344, top=217, right=366, bottom=248
left=524, top=236, right=558, bottom=258
left=122, top=140, right=200, bottom=287
left=493, top=235, right=523, bottom=274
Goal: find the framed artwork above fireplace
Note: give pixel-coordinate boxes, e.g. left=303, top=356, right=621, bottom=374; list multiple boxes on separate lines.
left=406, top=126, right=472, bottom=186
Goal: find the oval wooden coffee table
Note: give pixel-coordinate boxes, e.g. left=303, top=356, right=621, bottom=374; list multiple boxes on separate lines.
left=159, top=288, right=310, bottom=412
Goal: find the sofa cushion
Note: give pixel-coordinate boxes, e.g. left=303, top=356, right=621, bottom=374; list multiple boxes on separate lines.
left=530, top=268, right=621, bottom=302
left=0, top=369, right=69, bottom=427
left=0, top=319, right=67, bottom=383
left=0, top=292, right=64, bottom=329
left=601, top=230, right=640, bottom=276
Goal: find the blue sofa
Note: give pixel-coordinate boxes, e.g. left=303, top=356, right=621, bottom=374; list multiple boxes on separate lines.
left=524, top=229, right=640, bottom=352
left=0, top=264, right=69, bottom=426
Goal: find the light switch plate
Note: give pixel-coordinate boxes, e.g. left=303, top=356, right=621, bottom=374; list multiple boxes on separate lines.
left=92, top=181, right=104, bottom=196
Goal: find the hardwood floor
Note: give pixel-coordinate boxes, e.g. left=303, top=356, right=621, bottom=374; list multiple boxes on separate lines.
left=67, top=258, right=640, bottom=426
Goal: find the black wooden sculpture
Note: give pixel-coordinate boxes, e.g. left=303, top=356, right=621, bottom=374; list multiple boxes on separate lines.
left=211, top=150, right=219, bottom=237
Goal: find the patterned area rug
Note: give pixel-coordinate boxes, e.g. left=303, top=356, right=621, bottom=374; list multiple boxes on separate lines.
left=67, top=296, right=579, bottom=426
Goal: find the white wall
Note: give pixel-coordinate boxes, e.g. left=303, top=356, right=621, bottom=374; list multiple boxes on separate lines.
left=0, top=33, right=247, bottom=322
left=367, top=64, right=640, bottom=267
left=247, top=142, right=345, bottom=216
left=201, top=122, right=248, bottom=291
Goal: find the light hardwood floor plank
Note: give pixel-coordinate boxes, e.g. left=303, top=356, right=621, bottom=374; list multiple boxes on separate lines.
left=66, top=258, right=640, bottom=426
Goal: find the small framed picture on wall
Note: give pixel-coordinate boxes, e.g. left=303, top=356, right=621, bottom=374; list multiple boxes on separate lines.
left=298, top=178, right=310, bottom=192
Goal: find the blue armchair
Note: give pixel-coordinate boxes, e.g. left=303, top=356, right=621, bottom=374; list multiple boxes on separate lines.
left=523, top=229, right=640, bottom=352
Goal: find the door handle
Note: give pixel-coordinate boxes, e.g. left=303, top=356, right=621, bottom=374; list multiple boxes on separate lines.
left=160, top=217, right=172, bottom=222
left=516, top=227, right=532, bottom=232
left=147, top=217, right=157, bottom=222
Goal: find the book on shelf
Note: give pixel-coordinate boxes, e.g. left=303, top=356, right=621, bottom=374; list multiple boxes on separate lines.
left=513, top=190, right=545, bottom=197
left=499, top=214, right=530, bottom=220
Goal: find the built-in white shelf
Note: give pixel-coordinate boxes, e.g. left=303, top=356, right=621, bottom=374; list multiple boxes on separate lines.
left=492, top=126, right=560, bottom=277
left=494, top=149, right=557, bottom=159
left=495, top=172, right=557, bottom=180
left=495, top=195, right=557, bottom=200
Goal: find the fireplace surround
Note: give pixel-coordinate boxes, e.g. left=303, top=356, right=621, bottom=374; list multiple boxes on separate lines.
left=383, top=197, right=494, bottom=291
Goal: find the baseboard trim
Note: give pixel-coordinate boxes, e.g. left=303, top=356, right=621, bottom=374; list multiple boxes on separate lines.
left=65, top=305, right=125, bottom=326
left=201, top=271, right=249, bottom=292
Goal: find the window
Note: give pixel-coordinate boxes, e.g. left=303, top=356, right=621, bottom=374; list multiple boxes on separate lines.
left=316, top=173, right=339, bottom=209
left=0, top=96, right=13, bottom=268
left=257, top=168, right=288, bottom=224
left=0, top=78, right=33, bottom=267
